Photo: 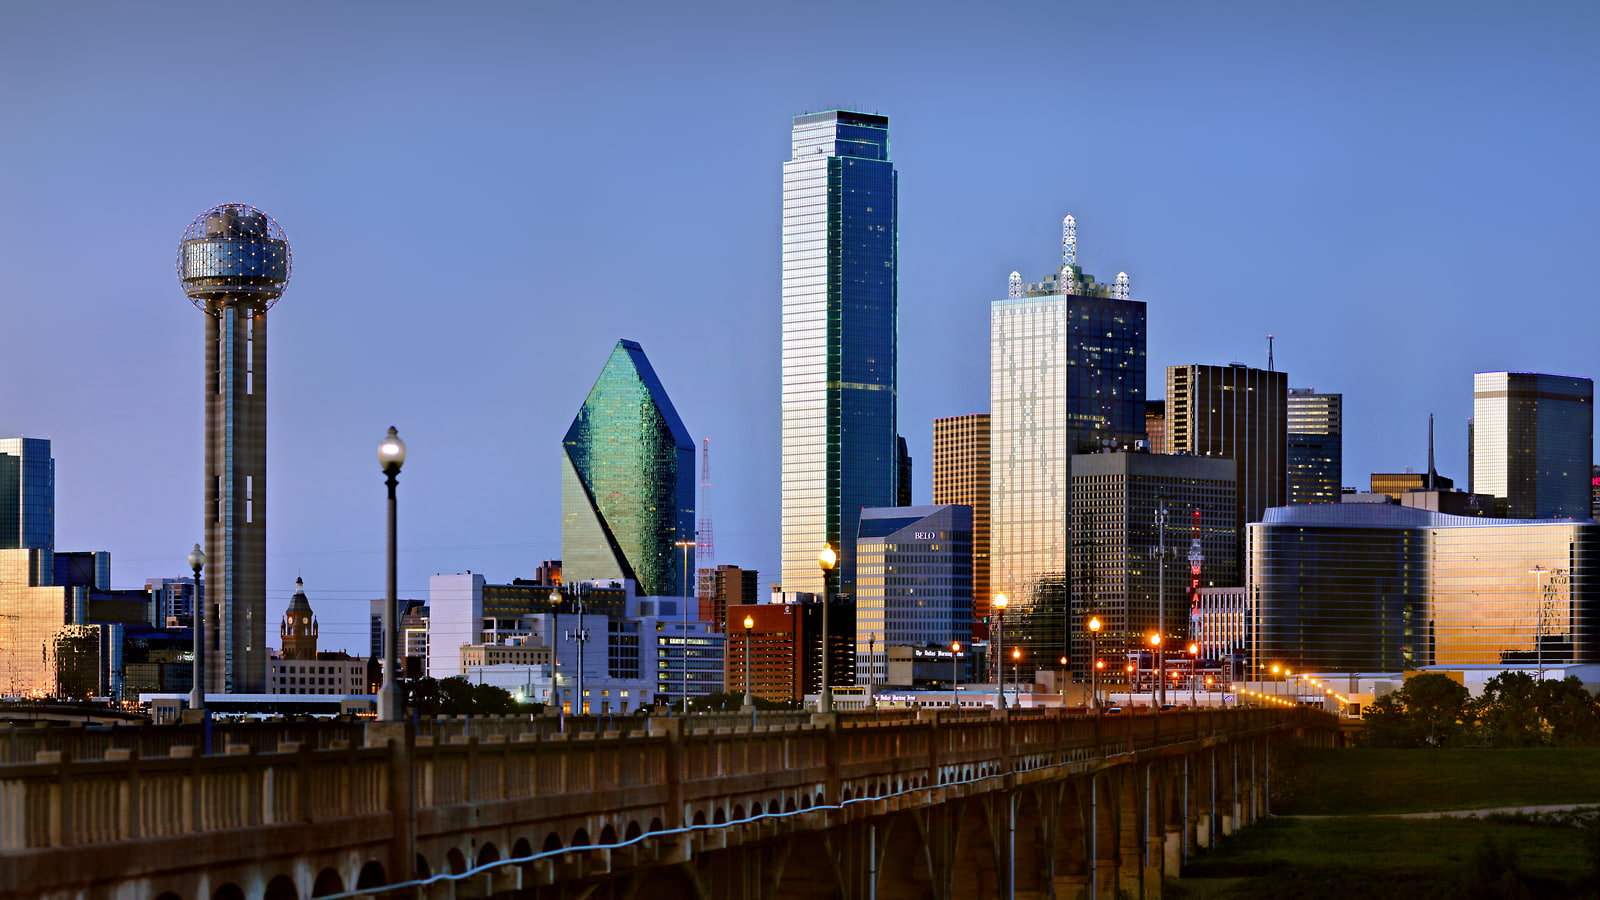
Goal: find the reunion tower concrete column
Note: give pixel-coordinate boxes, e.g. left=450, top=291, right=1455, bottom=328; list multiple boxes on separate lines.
left=179, top=204, right=291, bottom=694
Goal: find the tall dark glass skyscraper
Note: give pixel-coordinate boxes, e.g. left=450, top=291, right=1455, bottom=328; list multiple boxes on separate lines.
left=562, top=339, right=695, bottom=597
left=990, top=217, right=1145, bottom=667
left=0, top=437, right=54, bottom=550
left=1472, top=372, right=1593, bottom=519
left=781, top=110, right=898, bottom=596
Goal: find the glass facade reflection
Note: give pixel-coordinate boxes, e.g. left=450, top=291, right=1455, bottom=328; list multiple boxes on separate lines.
left=1472, top=372, right=1593, bottom=519
left=0, top=437, right=54, bottom=550
left=990, top=230, right=1145, bottom=665
left=781, top=111, right=898, bottom=596
left=1250, top=504, right=1600, bottom=671
left=562, top=340, right=695, bottom=597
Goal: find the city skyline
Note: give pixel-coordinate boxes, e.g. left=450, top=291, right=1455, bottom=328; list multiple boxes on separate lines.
left=2, top=3, right=1598, bottom=654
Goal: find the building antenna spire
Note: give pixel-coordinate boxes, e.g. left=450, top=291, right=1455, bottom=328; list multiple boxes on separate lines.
left=1267, top=334, right=1275, bottom=372
left=1427, top=414, right=1437, bottom=490
left=1061, top=214, right=1077, bottom=268
left=1008, top=271, right=1022, bottom=300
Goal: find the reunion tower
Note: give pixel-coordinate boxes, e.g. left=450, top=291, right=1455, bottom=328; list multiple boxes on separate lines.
left=178, top=204, right=291, bottom=694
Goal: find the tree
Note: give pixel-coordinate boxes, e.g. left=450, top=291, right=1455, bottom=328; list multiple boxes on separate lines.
left=1473, top=671, right=1541, bottom=747
left=1399, top=672, right=1471, bottom=746
left=1537, top=676, right=1600, bottom=745
left=402, top=677, right=521, bottom=716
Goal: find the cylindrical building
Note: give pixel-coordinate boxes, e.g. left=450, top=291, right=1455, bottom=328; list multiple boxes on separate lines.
left=178, top=204, right=291, bottom=694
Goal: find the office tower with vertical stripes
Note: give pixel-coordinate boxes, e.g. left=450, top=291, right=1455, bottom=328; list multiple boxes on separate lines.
left=780, top=110, right=899, bottom=597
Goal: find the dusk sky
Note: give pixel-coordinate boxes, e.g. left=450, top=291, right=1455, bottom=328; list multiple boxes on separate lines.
left=2, top=2, right=1597, bottom=653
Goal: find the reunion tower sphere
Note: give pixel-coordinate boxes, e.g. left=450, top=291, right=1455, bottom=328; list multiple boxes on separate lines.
left=177, top=203, right=292, bottom=312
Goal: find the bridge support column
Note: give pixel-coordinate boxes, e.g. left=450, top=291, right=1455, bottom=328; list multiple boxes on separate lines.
left=1115, top=766, right=1144, bottom=899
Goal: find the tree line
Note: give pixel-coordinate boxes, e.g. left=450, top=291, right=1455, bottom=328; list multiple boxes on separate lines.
left=1363, top=671, right=1600, bottom=748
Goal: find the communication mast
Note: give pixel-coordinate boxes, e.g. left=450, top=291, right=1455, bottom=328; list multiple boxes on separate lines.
left=1113, top=271, right=1130, bottom=301
left=1008, top=270, right=1022, bottom=299
left=1061, top=214, right=1077, bottom=267
left=696, top=439, right=715, bottom=602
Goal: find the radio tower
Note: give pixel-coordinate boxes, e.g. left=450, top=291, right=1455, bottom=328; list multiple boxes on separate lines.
left=696, top=439, right=716, bottom=616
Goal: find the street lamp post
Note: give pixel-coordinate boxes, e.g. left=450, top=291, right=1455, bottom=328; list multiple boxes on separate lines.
left=377, top=427, right=406, bottom=724
left=1058, top=655, right=1068, bottom=707
left=1188, top=642, right=1199, bottom=707
left=1530, top=565, right=1549, bottom=683
left=1087, top=616, right=1102, bottom=711
left=547, top=589, right=563, bottom=722
left=993, top=593, right=1009, bottom=709
left=950, top=642, right=962, bottom=709
left=1150, top=633, right=1164, bottom=708
left=676, top=539, right=695, bottom=714
left=742, top=615, right=755, bottom=724
left=1154, top=503, right=1168, bottom=706
left=572, top=588, right=589, bottom=716
left=818, top=544, right=837, bottom=713
left=1010, top=647, right=1021, bottom=707
left=868, top=633, right=878, bottom=709
left=187, top=544, right=206, bottom=713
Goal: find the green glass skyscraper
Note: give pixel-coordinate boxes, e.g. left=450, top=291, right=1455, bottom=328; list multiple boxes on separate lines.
left=562, top=339, right=695, bottom=597
left=781, top=110, right=899, bottom=596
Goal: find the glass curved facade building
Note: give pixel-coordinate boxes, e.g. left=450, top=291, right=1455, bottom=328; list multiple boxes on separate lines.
left=781, top=110, right=898, bottom=597
left=1249, top=503, right=1600, bottom=672
left=562, top=340, right=695, bottom=597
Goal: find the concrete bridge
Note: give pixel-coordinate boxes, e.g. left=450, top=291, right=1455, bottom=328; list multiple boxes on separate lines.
left=0, top=707, right=1335, bottom=900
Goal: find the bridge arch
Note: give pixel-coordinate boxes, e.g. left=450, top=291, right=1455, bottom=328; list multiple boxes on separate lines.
left=598, top=824, right=617, bottom=845
left=542, top=832, right=562, bottom=852
left=212, top=883, right=246, bottom=900
left=712, top=808, right=726, bottom=825
left=310, top=868, right=342, bottom=897
left=261, top=876, right=296, bottom=900
left=476, top=843, right=500, bottom=868
left=512, top=837, right=533, bottom=860
left=691, top=810, right=707, bottom=826
left=624, top=821, right=641, bottom=841
left=413, top=854, right=431, bottom=880
left=445, top=847, right=468, bottom=876
left=354, top=862, right=386, bottom=891
left=571, top=827, right=591, bottom=850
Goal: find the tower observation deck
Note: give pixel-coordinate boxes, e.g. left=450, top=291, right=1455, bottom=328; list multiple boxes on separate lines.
left=178, top=204, right=291, bottom=694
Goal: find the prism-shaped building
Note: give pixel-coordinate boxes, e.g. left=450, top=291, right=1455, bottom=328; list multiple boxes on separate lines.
left=562, top=340, right=695, bottom=597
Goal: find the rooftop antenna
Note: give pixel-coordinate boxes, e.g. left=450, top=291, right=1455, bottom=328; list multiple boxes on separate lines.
left=1427, top=414, right=1438, bottom=490
left=1267, top=334, right=1275, bottom=372
left=1008, top=271, right=1022, bottom=300
left=1113, top=271, right=1130, bottom=301
left=1061, top=214, right=1077, bottom=267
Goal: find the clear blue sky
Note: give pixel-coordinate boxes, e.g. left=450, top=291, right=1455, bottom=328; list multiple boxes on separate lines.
left=2, top=1, right=1597, bottom=653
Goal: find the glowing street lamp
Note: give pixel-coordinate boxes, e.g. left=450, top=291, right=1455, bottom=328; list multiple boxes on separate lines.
left=1010, top=647, right=1022, bottom=707
left=1150, top=632, right=1164, bottom=706
left=818, top=544, right=837, bottom=713
left=1087, top=615, right=1102, bottom=711
left=1188, top=642, right=1199, bottom=707
left=993, top=593, right=1009, bottom=709
left=743, top=614, right=755, bottom=725
left=377, top=427, right=406, bottom=724
left=950, top=641, right=963, bottom=709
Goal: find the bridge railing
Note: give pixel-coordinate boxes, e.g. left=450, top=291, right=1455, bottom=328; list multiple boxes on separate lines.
left=0, top=707, right=1330, bottom=856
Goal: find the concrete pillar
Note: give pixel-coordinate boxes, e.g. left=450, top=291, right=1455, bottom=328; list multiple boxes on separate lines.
left=1117, top=767, right=1143, bottom=899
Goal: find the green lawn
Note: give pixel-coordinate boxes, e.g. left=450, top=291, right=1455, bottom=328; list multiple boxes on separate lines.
left=1174, top=815, right=1600, bottom=899
left=1281, top=747, right=1600, bottom=815
left=1168, top=748, right=1600, bottom=898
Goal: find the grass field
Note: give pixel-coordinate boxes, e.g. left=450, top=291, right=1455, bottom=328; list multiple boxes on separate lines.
left=1169, top=748, right=1600, bottom=898
left=1280, top=747, right=1600, bottom=815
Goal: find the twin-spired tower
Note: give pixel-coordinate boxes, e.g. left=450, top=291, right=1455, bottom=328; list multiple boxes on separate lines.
left=178, top=204, right=291, bottom=694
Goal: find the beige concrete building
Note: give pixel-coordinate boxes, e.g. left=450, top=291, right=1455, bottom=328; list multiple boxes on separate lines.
left=932, top=414, right=991, bottom=621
